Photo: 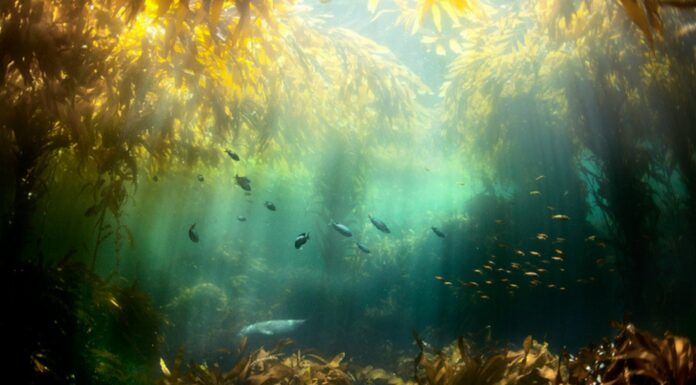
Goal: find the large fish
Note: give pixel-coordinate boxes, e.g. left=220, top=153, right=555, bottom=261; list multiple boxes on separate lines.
left=368, top=215, right=390, bottom=233
left=329, top=220, right=352, bottom=237
left=238, top=319, right=306, bottom=336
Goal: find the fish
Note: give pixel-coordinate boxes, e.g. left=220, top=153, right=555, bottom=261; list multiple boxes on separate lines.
left=264, top=201, right=276, bottom=211
left=524, top=271, right=539, bottom=277
left=188, top=223, right=199, bottom=243
left=356, top=242, right=370, bottom=253
left=225, top=149, right=240, bottom=161
left=461, top=281, right=479, bottom=287
left=536, top=233, right=548, bottom=240
left=529, top=190, right=541, bottom=196
left=238, top=319, right=306, bottom=336
left=329, top=220, right=352, bottom=237
left=551, top=214, right=570, bottom=221
left=368, top=215, right=391, bottom=233
left=551, top=256, right=563, bottom=261
left=153, top=175, right=159, bottom=182
left=435, top=275, right=445, bottom=281
left=529, top=251, right=541, bottom=257
left=431, top=226, right=446, bottom=238
left=237, top=215, right=247, bottom=222
left=535, top=175, right=545, bottom=181
left=294, top=232, right=309, bottom=249
left=235, top=174, right=251, bottom=191
left=197, top=174, right=205, bottom=182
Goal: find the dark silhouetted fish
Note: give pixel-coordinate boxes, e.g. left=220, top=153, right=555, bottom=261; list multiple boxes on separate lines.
left=368, top=215, right=390, bottom=233
left=237, top=215, right=247, bottom=222
left=153, top=175, right=159, bottom=182
left=295, top=233, right=309, bottom=249
left=235, top=174, right=251, bottom=191
left=197, top=174, right=205, bottom=182
left=329, top=220, right=352, bottom=237
left=189, top=223, right=199, bottom=242
left=356, top=242, right=370, bottom=253
left=225, top=149, right=240, bottom=161
left=264, top=201, right=276, bottom=211
left=431, top=226, right=446, bottom=238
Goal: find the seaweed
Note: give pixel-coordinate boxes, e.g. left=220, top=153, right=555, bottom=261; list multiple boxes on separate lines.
left=160, top=338, right=352, bottom=385
left=568, top=323, right=696, bottom=385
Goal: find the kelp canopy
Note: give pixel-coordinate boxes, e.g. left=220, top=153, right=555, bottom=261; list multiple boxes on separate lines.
left=2, top=0, right=696, bottom=385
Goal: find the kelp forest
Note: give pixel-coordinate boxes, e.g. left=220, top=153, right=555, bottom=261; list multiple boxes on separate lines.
left=2, top=0, right=696, bottom=384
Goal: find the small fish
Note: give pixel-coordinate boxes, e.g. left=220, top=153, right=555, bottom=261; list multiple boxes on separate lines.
left=585, top=235, right=597, bottom=242
left=535, top=175, right=545, bottom=181
left=461, top=281, right=479, bottom=287
left=235, top=174, right=251, bottom=191
left=329, top=220, right=352, bottom=237
left=529, top=251, right=541, bottom=257
left=483, top=265, right=493, bottom=271
left=153, top=175, right=159, bottom=182
left=479, top=295, right=490, bottom=300
left=473, top=269, right=483, bottom=274
left=529, top=190, right=541, bottom=196
left=356, top=242, right=371, bottom=253
left=485, top=280, right=493, bottom=285
left=225, top=149, right=240, bottom=161
left=368, top=215, right=391, bottom=233
left=511, top=262, right=521, bottom=269
left=264, top=201, right=276, bottom=211
left=294, top=232, right=309, bottom=249
left=443, top=281, right=453, bottom=286
left=524, top=271, right=539, bottom=277
left=515, top=249, right=525, bottom=257
left=554, top=248, right=564, bottom=255
left=536, top=233, right=548, bottom=240
left=431, top=226, right=446, bottom=238
left=237, top=215, right=247, bottom=222
left=551, top=256, right=564, bottom=261
left=188, top=223, right=199, bottom=243
left=197, top=174, right=205, bottom=182
left=509, top=283, right=519, bottom=289
left=435, top=275, right=445, bottom=281
left=551, top=214, right=570, bottom=221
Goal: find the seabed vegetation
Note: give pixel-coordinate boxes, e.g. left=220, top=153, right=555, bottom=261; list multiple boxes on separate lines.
left=2, top=0, right=696, bottom=384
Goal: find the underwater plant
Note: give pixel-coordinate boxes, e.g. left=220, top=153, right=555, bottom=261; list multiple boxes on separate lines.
left=3, top=258, right=160, bottom=385
left=159, top=338, right=352, bottom=385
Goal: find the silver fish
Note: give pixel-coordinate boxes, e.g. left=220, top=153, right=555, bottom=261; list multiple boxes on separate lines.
left=368, top=215, right=390, bottom=233
left=238, top=319, right=306, bottom=336
left=329, top=220, right=352, bottom=237
left=356, top=242, right=370, bottom=253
